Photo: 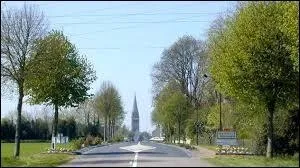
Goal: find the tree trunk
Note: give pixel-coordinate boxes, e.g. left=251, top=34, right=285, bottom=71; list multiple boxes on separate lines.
left=104, top=118, right=107, bottom=142
left=266, top=100, right=275, bottom=158
left=14, top=84, right=24, bottom=158
left=108, top=120, right=111, bottom=140
left=52, top=104, right=59, bottom=138
left=178, top=122, right=181, bottom=143
left=112, top=121, right=115, bottom=137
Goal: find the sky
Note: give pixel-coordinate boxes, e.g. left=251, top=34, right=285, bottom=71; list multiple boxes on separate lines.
left=1, top=1, right=235, bottom=133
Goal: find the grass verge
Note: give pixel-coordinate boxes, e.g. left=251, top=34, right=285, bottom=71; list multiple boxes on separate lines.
left=1, top=143, right=75, bottom=167
left=205, top=154, right=299, bottom=167
left=198, top=144, right=218, bottom=152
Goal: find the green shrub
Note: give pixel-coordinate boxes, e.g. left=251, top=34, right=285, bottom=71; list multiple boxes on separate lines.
left=84, top=135, right=94, bottom=146
left=93, top=136, right=102, bottom=145
left=112, top=135, right=123, bottom=143
left=70, top=137, right=85, bottom=150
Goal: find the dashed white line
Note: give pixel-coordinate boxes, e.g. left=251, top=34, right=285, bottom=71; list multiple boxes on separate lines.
left=132, top=152, right=138, bottom=167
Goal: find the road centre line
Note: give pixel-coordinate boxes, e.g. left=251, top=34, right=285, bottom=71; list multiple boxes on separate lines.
left=132, top=152, right=138, bottom=167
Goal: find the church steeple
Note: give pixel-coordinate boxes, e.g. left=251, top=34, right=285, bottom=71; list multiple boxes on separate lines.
left=132, top=93, right=139, bottom=118
left=131, top=93, right=139, bottom=134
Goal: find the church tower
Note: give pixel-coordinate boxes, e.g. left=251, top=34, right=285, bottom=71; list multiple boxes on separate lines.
left=131, top=94, right=139, bottom=135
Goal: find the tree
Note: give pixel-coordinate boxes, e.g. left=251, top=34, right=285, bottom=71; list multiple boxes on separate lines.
left=208, top=1, right=299, bottom=158
left=94, top=81, right=124, bottom=142
left=1, top=3, right=48, bottom=157
left=25, top=30, right=96, bottom=140
left=151, top=35, right=208, bottom=107
left=152, top=80, right=191, bottom=143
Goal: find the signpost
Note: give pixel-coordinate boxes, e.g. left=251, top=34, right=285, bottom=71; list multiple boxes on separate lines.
left=216, top=130, right=238, bottom=146
left=51, top=133, right=69, bottom=150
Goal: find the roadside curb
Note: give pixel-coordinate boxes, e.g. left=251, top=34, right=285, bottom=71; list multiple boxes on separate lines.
left=72, top=143, right=111, bottom=155
left=160, top=142, right=193, bottom=158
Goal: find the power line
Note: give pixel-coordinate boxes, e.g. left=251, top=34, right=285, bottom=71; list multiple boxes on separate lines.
left=69, top=16, right=211, bottom=37
left=54, top=20, right=211, bottom=25
left=47, top=12, right=223, bottom=18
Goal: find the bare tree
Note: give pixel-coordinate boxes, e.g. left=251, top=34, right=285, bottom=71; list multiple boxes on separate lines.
left=1, top=3, right=48, bottom=157
left=152, top=35, right=208, bottom=107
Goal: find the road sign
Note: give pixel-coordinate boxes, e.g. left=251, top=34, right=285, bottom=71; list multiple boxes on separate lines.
left=216, top=139, right=238, bottom=146
left=217, top=131, right=236, bottom=139
left=216, top=131, right=238, bottom=146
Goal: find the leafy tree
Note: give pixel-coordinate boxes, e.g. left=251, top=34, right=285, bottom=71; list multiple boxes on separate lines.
left=1, top=3, right=48, bottom=157
left=208, top=1, right=299, bottom=157
left=25, top=30, right=96, bottom=140
left=152, top=80, right=191, bottom=143
left=94, top=81, right=124, bottom=142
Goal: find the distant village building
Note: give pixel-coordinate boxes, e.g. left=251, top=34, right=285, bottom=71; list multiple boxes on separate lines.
left=131, top=94, right=139, bottom=141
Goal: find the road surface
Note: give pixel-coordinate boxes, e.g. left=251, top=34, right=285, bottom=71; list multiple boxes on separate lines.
left=59, top=141, right=214, bottom=167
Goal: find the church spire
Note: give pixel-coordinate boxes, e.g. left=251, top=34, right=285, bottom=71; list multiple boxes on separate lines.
left=132, top=93, right=139, bottom=117
left=131, top=93, right=139, bottom=134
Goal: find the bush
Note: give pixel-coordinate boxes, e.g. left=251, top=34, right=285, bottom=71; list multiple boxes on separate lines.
left=93, top=136, right=102, bottom=145
left=111, top=135, right=123, bottom=143
left=84, top=134, right=94, bottom=146
left=70, top=137, right=85, bottom=150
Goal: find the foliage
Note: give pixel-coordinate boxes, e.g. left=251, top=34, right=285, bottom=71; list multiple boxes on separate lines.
left=111, top=135, right=124, bottom=143
left=25, top=30, right=96, bottom=139
left=152, top=81, right=191, bottom=143
left=208, top=1, right=299, bottom=157
left=151, top=35, right=208, bottom=107
left=94, top=81, right=124, bottom=142
left=93, top=136, right=102, bottom=145
left=84, top=134, right=94, bottom=147
left=139, top=132, right=152, bottom=141
left=25, top=30, right=96, bottom=108
left=1, top=3, right=49, bottom=157
left=70, top=137, right=85, bottom=150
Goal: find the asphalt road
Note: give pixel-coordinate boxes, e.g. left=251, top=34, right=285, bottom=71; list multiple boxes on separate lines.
left=59, top=141, right=214, bottom=167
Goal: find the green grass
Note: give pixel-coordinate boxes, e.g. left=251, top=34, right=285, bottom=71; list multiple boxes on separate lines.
left=198, top=144, right=218, bottom=152
left=1, top=143, right=75, bottom=167
left=205, top=155, right=299, bottom=167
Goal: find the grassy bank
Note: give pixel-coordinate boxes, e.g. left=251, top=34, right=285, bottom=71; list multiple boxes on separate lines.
left=198, top=144, right=218, bottom=152
left=1, top=143, right=75, bottom=167
left=206, top=155, right=299, bottom=167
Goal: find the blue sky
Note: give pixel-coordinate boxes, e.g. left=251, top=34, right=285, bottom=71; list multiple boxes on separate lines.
left=1, top=1, right=235, bottom=133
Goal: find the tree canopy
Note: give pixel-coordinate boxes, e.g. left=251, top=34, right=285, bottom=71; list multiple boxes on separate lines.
left=208, top=1, right=299, bottom=157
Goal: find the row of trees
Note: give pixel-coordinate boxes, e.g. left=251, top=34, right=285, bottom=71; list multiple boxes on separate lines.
left=1, top=113, right=76, bottom=141
left=151, top=1, right=299, bottom=158
left=1, top=4, right=96, bottom=157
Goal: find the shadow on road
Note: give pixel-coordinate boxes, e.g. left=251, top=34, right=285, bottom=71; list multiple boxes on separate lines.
left=83, top=151, right=166, bottom=155
left=69, top=159, right=163, bottom=165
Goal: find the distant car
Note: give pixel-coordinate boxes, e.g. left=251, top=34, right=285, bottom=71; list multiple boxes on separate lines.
left=149, top=137, right=165, bottom=142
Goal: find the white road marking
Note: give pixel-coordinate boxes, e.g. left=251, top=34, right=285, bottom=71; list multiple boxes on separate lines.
left=132, top=152, right=138, bottom=167
left=120, top=142, right=156, bottom=167
left=120, top=141, right=156, bottom=153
